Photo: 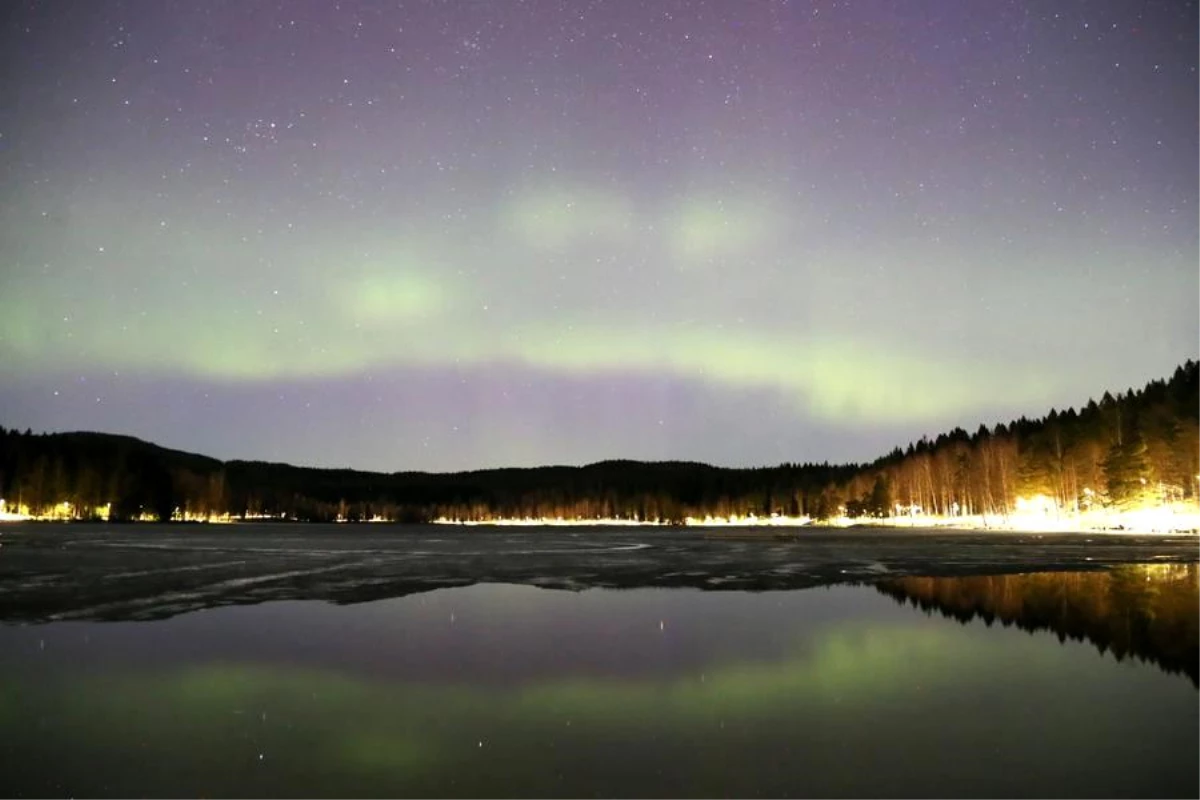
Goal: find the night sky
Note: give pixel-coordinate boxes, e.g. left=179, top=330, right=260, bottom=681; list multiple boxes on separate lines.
left=1, top=0, right=1196, bottom=472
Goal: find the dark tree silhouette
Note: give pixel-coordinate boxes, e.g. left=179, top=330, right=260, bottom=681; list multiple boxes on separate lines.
left=0, top=361, right=1195, bottom=524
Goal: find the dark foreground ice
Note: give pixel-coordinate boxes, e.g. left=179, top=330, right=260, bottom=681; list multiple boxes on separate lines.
left=0, top=523, right=1195, bottom=622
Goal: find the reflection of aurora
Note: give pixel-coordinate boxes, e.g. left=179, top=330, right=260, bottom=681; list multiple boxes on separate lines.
left=4, top=623, right=1041, bottom=786
left=3, top=617, right=1196, bottom=797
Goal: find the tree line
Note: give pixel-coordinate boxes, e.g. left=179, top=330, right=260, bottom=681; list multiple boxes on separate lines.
left=0, top=436, right=858, bottom=524
left=0, top=361, right=1195, bottom=523
left=827, top=360, right=1198, bottom=520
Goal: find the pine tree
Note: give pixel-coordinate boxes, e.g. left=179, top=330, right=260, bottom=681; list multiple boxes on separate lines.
left=1104, top=435, right=1150, bottom=509
left=867, top=475, right=892, bottom=518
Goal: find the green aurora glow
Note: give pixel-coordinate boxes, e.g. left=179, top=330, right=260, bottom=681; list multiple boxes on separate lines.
left=2, top=0, right=1195, bottom=469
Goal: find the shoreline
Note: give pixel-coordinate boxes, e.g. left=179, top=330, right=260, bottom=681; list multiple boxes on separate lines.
left=3, top=516, right=1197, bottom=535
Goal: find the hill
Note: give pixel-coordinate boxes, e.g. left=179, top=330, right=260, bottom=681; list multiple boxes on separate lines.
left=0, top=361, right=1195, bottom=525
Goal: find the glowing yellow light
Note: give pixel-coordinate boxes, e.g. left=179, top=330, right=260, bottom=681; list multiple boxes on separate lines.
left=431, top=514, right=814, bottom=527
left=1014, top=494, right=1056, bottom=514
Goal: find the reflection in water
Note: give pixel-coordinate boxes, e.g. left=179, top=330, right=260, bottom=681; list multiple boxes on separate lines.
left=876, top=564, right=1199, bottom=685
left=0, top=580, right=1196, bottom=797
left=10, top=624, right=984, bottom=794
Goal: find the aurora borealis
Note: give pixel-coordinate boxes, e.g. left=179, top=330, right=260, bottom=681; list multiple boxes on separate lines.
left=1, top=0, right=1196, bottom=470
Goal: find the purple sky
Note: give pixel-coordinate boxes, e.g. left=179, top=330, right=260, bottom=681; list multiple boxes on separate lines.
left=1, top=0, right=1196, bottom=471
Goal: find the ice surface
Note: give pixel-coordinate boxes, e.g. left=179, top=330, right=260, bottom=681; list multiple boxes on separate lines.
left=0, top=523, right=1196, bottom=623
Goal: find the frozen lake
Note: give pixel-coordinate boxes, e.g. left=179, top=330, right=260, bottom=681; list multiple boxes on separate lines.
left=1, top=524, right=1197, bottom=621
left=0, top=524, right=1196, bottom=796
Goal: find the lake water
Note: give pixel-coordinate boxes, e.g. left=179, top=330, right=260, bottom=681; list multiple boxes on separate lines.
left=0, top=525, right=1196, bottom=797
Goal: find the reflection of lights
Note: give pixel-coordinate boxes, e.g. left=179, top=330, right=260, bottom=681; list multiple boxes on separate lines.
left=1133, top=563, right=1194, bottom=581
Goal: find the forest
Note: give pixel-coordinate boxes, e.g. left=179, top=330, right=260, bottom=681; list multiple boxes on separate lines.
left=0, top=361, right=1195, bottom=524
left=830, top=360, right=1198, bottom=521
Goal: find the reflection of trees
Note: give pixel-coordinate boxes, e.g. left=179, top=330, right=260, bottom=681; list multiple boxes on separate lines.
left=876, top=565, right=1199, bottom=686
